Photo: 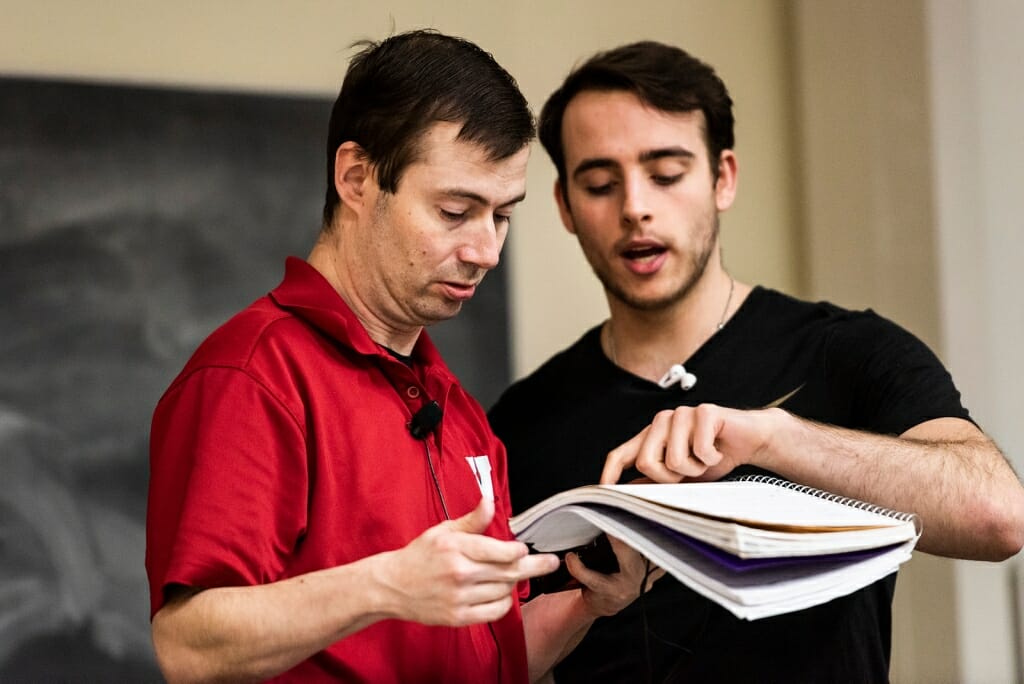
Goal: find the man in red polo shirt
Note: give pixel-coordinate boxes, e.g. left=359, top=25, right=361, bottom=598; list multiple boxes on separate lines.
left=145, top=30, right=653, bottom=683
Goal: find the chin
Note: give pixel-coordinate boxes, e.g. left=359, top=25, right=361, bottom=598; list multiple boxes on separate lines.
left=609, top=286, right=687, bottom=312
left=419, top=303, right=463, bottom=327
left=600, top=270, right=701, bottom=312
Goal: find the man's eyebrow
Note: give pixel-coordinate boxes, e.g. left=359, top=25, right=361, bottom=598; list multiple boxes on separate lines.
left=440, top=189, right=527, bottom=207
left=639, top=147, right=696, bottom=163
left=571, top=158, right=616, bottom=180
left=571, top=147, right=696, bottom=180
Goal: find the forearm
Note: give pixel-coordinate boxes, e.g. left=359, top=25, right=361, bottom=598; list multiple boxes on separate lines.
left=152, top=497, right=558, bottom=682
left=521, top=590, right=596, bottom=683
left=758, top=410, right=1024, bottom=560
left=152, top=554, right=391, bottom=683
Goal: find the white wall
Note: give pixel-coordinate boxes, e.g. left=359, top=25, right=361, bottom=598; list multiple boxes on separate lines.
left=927, top=1, right=1024, bottom=681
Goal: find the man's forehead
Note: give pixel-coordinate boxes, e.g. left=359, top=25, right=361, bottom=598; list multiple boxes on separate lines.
left=411, top=123, right=529, bottom=203
left=561, top=90, right=708, bottom=160
left=563, top=89, right=707, bottom=126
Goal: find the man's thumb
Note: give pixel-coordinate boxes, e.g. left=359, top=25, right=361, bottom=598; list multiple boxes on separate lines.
left=450, top=496, right=494, bottom=534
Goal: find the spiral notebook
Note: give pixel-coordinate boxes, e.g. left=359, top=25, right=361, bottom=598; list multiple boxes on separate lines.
left=511, top=476, right=921, bottom=620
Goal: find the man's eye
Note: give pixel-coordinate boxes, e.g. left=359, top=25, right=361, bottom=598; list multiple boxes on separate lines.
left=653, top=174, right=683, bottom=186
left=494, top=213, right=512, bottom=225
left=440, top=209, right=465, bottom=221
left=584, top=184, right=614, bottom=196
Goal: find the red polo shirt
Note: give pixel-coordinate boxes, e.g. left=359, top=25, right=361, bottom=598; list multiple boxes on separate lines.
left=146, top=257, right=528, bottom=683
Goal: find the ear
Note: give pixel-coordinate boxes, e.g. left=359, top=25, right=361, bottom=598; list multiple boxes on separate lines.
left=714, top=150, right=738, bottom=212
left=334, top=141, right=372, bottom=214
left=553, top=179, right=577, bottom=235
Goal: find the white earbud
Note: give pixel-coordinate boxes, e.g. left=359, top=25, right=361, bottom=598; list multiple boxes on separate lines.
left=657, top=363, right=697, bottom=391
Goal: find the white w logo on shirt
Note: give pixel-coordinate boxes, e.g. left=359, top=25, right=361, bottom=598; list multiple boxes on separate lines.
left=465, top=455, right=494, bottom=501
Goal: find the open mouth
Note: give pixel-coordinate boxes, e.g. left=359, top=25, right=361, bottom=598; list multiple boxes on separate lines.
left=622, top=245, right=667, bottom=262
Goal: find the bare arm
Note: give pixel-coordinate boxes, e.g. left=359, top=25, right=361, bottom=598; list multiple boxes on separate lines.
left=151, top=497, right=559, bottom=683
left=522, top=590, right=594, bottom=683
left=152, top=559, right=389, bottom=683
left=602, top=406, right=1024, bottom=561
left=522, top=537, right=663, bottom=682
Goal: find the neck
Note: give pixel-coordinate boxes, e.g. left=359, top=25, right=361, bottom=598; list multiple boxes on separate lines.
left=604, top=270, right=746, bottom=383
left=307, top=229, right=422, bottom=355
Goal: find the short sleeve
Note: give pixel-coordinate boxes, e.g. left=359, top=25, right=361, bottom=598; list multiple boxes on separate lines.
left=822, top=312, right=971, bottom=436
left=145, top=367, right=307, bottom=617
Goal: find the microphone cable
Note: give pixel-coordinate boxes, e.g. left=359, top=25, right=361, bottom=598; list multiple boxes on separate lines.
left=637, top=557, right=696, bottom=684
left=422, top=440, right=451, bottom=521
left=422, top=438, right=501, bottom=683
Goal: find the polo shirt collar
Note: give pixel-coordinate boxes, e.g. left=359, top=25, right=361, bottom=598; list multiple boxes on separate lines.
left=269, top=257, right=454, bottom=383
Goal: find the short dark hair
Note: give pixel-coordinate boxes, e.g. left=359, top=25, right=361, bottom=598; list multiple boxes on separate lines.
left=322, top=29, right=535, bottom=227
left=539, top=41, right=735, bottom=195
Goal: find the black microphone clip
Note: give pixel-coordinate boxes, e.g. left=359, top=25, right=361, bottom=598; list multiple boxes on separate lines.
left=408, top=400, right=443, bottom=440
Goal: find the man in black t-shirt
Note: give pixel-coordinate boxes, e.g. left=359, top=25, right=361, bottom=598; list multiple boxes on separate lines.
left=488, top=41, right=1024, bottom=682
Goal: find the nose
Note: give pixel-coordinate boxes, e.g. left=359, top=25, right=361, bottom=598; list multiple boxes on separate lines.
left=459, top=218, right=502, bottom=271
left=621, top=175, right=652, bottom=227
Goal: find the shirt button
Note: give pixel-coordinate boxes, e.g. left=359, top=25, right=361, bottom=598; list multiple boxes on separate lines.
left=406, top=386, right=421, bottom=399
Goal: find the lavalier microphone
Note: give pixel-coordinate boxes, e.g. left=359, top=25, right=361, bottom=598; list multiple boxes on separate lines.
left=408, top=400, right=443, bottom=439
left=657, top=363, right=697, bottom=391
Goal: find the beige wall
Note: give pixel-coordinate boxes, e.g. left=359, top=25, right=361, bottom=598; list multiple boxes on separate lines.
left=927, top=1, right=1024, bottom=681
left=793, top=1, right=1024, bottom=681
left=789, top=4, right=957, bottom=681
left=0, top=0, right=799, bottom=379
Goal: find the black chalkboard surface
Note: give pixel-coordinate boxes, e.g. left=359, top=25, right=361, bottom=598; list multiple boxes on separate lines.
left=0, top=77, right=511, bottom=679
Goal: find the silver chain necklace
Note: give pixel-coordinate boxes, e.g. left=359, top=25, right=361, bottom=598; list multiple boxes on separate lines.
left=606, top=275, right=735, bottom=365
left=606, top=275, right=735, bottom=390
left=716, top=275, right=736, bottom=332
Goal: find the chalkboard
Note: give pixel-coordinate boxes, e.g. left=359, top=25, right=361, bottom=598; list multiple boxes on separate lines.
left=0, top=77, right=511, bottom=679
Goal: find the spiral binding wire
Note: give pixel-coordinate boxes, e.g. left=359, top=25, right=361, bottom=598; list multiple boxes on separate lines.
left=726, top=474, right=919, bottom=523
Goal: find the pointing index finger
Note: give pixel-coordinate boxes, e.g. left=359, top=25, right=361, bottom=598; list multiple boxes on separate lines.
left=601, top=425, right=651, bottom=483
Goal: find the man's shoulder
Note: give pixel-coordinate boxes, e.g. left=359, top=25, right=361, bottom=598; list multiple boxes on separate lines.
left=745, top=286, right=901, bottom=338
left=168, top=296, right=308, bottom=389
left=764, top=288, right=925, bottom=349
left=747, top=286, right=849, bottom=321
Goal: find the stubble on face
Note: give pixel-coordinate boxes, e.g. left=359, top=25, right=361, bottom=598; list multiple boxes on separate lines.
left=557, top=91, right=728, bottom=316
left=577, top=208, right=720, bottom=313
left=362, top=124, right=528, bottom=330
left=366, top=188, right=466, bottom=326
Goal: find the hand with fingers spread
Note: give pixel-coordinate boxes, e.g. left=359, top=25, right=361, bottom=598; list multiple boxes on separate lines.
left=601, top=404, right=786, bottom=485
left=378, top=497, right=561, bottom=626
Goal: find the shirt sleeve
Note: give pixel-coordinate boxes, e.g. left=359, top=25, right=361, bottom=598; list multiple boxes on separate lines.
left=145, top=366, right=307, bottom=617
left=823, top=311, right=972, bottom=436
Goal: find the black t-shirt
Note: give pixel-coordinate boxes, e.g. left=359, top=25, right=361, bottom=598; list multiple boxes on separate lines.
left=489, top=287, right=970, bottom=684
